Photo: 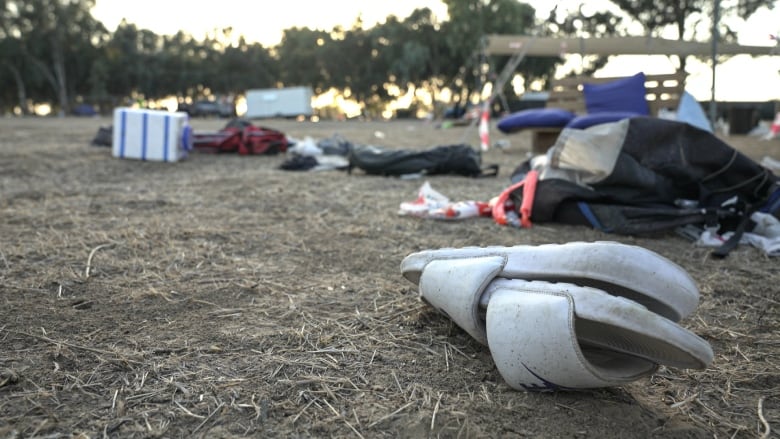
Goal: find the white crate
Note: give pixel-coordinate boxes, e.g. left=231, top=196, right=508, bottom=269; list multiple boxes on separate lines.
left=112, top=108, right=192, bottom=161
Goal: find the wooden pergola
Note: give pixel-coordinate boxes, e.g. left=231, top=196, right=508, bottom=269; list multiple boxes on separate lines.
left=483, top=35, right=778, bottom=57
left=482, top=34, right=779, bottom=124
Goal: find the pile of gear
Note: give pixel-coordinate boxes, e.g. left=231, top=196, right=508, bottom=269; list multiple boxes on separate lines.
left=191, top=119, right=288, bottom=155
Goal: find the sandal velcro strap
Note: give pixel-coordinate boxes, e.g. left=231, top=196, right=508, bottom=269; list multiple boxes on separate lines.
left=402, top=241, right=698, bottom=322
left=419, top=256, right=505, bottom=345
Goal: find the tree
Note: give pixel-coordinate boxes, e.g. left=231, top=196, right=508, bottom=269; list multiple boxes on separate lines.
left=156, top=31, right=208, bottom=100
left=103, top=21, right=158, bottom=101
left=0, top=0, right=49, bottom=114
left=610, top=0, right=775, bottom=71
left=375, top=9, right=450, bottom=114
left=5, top=0, right=107, bottom=115
left=276, top=27, right=334, bottom=93
left=0, top=6, right=32, bottom=114
left=328, top=21, right=393, bottom=114
left=215, top=37, right=277, bottom=94
left=0, top=0, right=663, bottom=118
left=544, top=5, right=626, bottom=77
left=439, top=0, right=557, bottom=107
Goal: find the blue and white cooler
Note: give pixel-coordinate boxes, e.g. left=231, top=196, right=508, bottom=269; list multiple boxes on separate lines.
left=112, top=108, right=193, bottom=161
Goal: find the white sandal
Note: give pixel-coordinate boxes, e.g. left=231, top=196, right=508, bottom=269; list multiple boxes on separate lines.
left=400, top=242, right=713, bottom=390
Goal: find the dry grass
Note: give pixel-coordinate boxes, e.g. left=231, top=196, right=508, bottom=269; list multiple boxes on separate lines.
left=0, top=116, right=777, bottom=438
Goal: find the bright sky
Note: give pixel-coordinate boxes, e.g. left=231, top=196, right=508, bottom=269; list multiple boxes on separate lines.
left=91, top=0, right=780, bottom=102
left=91, top=0, right=450, bottom=45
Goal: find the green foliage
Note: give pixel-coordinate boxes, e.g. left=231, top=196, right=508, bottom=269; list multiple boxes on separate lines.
left=609, top=0, right=775, bottom=70
left=541, top=4, right=626, bottom=78
left=0, top=0, right=773, bottom=116
left=441, top=0, right=545, bottom=99
left=276, top=27, right=333, bottom=93
left=610, top=0, right=772, bottom=41
left=0, top=0, right=108, bottom=113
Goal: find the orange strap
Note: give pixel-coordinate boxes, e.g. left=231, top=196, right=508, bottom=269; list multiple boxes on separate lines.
left=519, top=170, right=538, bottom=228
left=492, top=170, right=538, bottom=227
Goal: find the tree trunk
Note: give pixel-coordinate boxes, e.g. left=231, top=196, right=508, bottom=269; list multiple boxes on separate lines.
left=676, top=18, right=688, bottom=74
left=5, top=64, right=29, bottom=115
left=52, top=44, right=68, bottom=116
left=27, top=52, right=68, bottom=116
left=23, top=34, right=69, bottom=116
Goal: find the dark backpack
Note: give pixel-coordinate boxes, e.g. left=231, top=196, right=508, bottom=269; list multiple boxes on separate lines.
left=504, top=118, right=779, bottom=255
left=347, top=144, right=498, bottom=177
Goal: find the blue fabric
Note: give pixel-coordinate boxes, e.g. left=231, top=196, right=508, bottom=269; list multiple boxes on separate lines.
left=583, top=72, right=649, bottom=115
left=676, top=91, right=712, bottom=132
left=761, top=188, right=780, bottom=214
left=565, top=111, right=639, bottom=129
left=577, top=202, right=612, bottom=232
left=497, top=108, right=576, bottom=133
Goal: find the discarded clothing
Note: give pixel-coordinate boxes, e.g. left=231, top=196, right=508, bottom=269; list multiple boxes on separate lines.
left=348, top=144, right=498, bottom=178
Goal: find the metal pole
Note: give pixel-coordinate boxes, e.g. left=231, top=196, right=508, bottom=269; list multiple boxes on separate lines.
left=709, top=0, right=720, bottom=126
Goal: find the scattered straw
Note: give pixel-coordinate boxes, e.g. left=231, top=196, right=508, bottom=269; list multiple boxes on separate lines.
left=2, top=118, right=778, bottom=437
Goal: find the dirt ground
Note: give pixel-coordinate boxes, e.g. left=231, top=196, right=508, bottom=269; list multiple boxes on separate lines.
left=0, top=115, right=778, bottom=438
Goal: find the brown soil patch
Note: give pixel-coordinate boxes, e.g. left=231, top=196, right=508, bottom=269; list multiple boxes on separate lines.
left=1, top=116, right=778, bottom=438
